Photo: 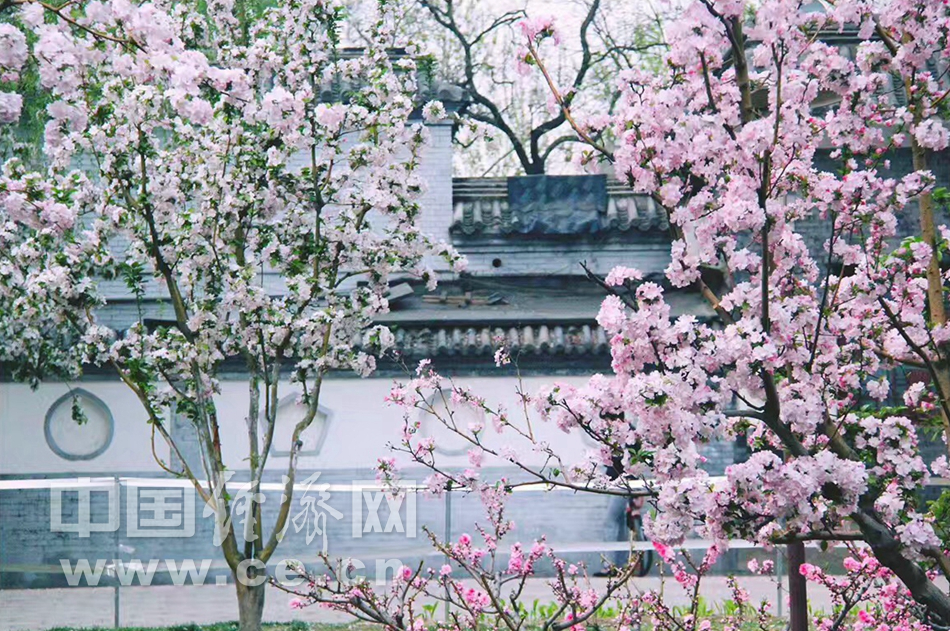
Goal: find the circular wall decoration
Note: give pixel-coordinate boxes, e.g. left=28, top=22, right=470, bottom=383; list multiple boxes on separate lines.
left=268, top=395, right=330, bottom=457
left=44, top=389, right=114, bottom=461
left=419, top=395, right=486, bottom=456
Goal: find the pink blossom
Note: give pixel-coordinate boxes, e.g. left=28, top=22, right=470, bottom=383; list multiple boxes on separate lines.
left=314, top=103, right=346, bottom=132
left=518, top=16, right=559, bottom=44
left=259, top=86, right=305, bottom=132
left=596, top=295, right=626, bottom=333
left=799, top=564, right=822, bottom=581
left=604, top=266, right=643, bottom=287
left=914, top=119, right=949, bottom=151
left=463, top=587, right=491, bottom=612
left=422, top=101, right=446, bottom=123
left=19, top=3, right=44, bottom=28
left=0, top=92, right=22, bottom=124
left=468, top=447, right=484, bottom=468
left=867, top=378, right=889, bottom=401
left=652, top=541, right=675, bottom=564
left=0, top=24, right=27, bottom=74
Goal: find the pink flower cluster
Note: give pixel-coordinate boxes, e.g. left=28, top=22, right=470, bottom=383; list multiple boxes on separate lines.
left=803, top=552, right=934, bottom=631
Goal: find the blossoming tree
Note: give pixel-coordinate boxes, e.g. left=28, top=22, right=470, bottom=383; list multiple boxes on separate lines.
left=535, top=0, right=950, bottom=617
left=287, top=0, right=950, bottom=628
left=0, top=1, right=461, bottom=629
left=528, top=0, right=950, bottom=620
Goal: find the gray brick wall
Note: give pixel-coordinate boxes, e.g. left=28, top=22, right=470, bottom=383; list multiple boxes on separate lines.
left=0, top=467, right=627, bottom=587
left=1, top=440, right=749, bottom=590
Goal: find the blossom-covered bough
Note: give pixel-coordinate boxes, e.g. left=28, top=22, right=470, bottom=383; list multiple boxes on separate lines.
left=0, top=1, right=462, bottom=629
left=277, top=504, right=644, bottom=631
left=434, top=0, right=950, bottom=625
left=294, top=0, right=950, bottom=629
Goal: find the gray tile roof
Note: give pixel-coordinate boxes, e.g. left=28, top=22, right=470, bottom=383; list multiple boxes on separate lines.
left=377, top=278, right=714, bottom=359
left=451, top=177, right=669, bottom=239
left=389, top=323, right=611, bottom=358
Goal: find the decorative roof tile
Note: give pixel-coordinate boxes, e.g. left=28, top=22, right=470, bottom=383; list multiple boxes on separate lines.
left=388, top=323, right=612, bottom=358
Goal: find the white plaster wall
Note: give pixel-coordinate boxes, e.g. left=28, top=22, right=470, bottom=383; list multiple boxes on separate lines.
left=417, top=123, right=455, bottom=249
left=0, top=381, right=163, bottom=475
left=0, top=374, right=596, bottom=476
left=459, top=242, right=672, bottom=277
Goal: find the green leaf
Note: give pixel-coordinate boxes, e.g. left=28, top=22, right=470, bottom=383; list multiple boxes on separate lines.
left=71, top=396, right=89, bottom=426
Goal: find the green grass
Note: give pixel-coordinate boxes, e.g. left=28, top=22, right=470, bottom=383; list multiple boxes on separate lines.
left=40, top=618, right=786, bottom=631
left=44, top=624, right=376, bottom=631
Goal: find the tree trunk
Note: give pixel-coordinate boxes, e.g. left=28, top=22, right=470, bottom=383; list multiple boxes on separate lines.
left=235, top=576, right=266, bottom=631
left=787, top=542, right=808, bottom=631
